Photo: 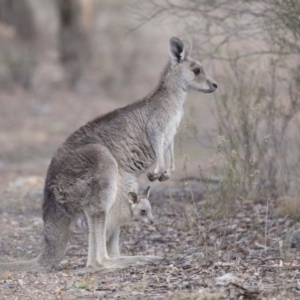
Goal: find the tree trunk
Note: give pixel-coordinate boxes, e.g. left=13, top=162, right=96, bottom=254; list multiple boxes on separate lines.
left=57, top=0, right=93, bottom=86
left=0, top=0, right=37, bottom=88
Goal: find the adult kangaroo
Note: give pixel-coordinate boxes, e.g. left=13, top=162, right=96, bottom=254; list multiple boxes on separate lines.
left=0, top=37, right=217, bottom=272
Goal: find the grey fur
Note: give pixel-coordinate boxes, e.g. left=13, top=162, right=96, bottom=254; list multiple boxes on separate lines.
left=75, top=186, right=154, bottom=258
left=0, top=37, right=217, bottom=272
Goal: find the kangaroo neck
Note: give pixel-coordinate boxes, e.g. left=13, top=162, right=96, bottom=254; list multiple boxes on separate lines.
left=151, top=61, right=188, bottom=108
left=150, top=80, right=188, bottom=110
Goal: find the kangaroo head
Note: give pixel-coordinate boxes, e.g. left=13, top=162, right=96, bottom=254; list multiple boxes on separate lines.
left=128, top=186, right=154, bottom=224
left=168, top=37, right=217, bottom=93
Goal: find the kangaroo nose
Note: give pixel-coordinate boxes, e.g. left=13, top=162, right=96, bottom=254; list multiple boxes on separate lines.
left=212, top=82, right=218, bottom=89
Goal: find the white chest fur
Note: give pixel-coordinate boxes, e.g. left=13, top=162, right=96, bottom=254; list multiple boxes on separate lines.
left=164, top=109, right=184, bottom=147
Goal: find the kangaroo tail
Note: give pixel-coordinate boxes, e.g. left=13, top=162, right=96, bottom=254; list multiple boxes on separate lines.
left=0, top=203, right=71, bottom=274
left=0, top=257, right=43, bottom=273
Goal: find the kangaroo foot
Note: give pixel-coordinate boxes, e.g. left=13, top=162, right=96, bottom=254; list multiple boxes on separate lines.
left=75, top=266, right=106, bottom=275
left=100, top=255, right=163, bottom=269
left=77, top=256, right=163, bottom=273
left=86, top=259, right=101, bottom=269
left=121, top=255, right=163, bottom=265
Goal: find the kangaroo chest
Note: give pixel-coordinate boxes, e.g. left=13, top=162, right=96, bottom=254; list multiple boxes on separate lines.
left=164, top=109, right=183, bottom=146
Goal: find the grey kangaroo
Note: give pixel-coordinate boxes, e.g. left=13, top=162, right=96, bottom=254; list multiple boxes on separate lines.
left=0, top=37, right=217, bottom=272
left=75, top=186, right=154, bottom=258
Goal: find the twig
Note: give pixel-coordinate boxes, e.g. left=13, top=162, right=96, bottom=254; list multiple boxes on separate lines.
left=264, top=198, right=269, bottom=252
left=260, top=265, right=300, bottom=270
left=142, top=265, right=148, bottom=282
left=179, top=176, right=221, bottom=184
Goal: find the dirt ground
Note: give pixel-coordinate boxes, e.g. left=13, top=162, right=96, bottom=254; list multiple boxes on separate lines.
left=0, top=87, right=300, bottom=300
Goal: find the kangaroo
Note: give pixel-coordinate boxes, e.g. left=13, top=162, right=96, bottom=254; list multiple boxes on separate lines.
left=75, top=186, right=153, bottom=258
left=0, top=37, right=217, bottom=272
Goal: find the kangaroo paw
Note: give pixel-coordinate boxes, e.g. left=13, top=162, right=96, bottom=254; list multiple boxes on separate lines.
left=147, top=172, right=159, bottom=182
left=158, top=171, right=170, bottom=182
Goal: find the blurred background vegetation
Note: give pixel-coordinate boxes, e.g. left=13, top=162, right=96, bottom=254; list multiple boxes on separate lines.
left=133, top=0, right=300, bottom=210
left=0, top=0, right=300, bottom=214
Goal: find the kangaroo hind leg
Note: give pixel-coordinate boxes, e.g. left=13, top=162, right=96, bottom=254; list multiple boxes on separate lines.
left=106, top=228, right=121, bottom=258
left=83, top=146, right=119, bottom=268
left=85, top=211, right=110, bottom=268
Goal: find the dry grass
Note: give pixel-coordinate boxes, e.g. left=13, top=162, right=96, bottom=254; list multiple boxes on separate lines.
left=276, top=196, right=300, bottom=221
left=170, top=290, right=223, bottom=300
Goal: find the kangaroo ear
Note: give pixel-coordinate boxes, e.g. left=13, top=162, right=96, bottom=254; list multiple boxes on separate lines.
left=182, top=38, right=192, bottom=57
left=128, top=192, right=138, bottom=204
left=142, top=186, right=151, bottom=198
left=169, top=37, right=185, bottom=63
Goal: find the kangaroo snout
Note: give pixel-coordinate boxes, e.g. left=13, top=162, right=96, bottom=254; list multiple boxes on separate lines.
left=202, top=80, right=217, bottom=93
left=212, top=82, right=218, bottom=89
left=208, top=79, right=218, bottom=91
left=143, top=217, right=154, bottom=224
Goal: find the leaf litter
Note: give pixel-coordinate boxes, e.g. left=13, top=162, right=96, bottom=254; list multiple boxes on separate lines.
left=0, top=176, right=300, bottom=299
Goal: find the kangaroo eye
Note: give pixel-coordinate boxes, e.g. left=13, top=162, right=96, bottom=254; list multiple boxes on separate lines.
left=141, top=209, right=146, bottom=215
left=193, top=69, right=201, bottom=75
